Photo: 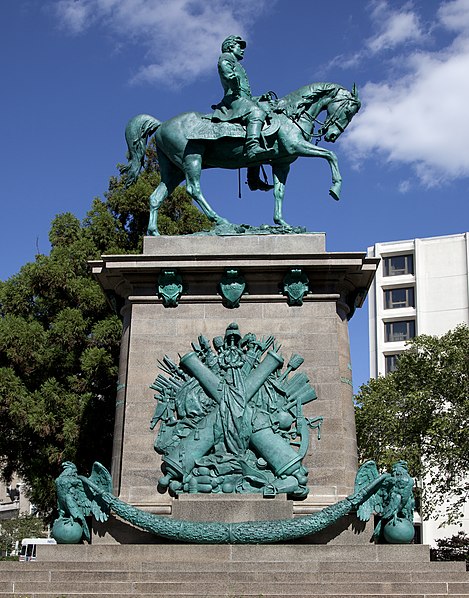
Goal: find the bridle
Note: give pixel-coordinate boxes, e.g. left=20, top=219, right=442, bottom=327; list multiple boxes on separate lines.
left=284, top=91, right=359, bottom=144
left=320, top=95, right=358, bottom=135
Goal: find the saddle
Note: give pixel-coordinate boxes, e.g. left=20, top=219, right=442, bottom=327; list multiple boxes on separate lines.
left=186, top=114, right=281, bottom=141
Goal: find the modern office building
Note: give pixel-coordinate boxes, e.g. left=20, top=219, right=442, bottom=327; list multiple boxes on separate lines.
left=368, top=232, right=469, bottom=377
left=367, top=232, right=469, bottom=545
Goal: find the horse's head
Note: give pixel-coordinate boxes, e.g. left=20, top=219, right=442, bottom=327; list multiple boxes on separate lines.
left=321, top=84, right=361, bottom=143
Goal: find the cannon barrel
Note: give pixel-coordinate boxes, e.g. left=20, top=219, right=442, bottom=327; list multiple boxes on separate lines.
left=180, top=350, right=284, bottom=404
left=250, top=426, right=303, bottom=477
left=245, top=350, right=284, bottom=399
left=160, top=408, right=218, bottom=485
left=179, top=352, right=222, bottom=403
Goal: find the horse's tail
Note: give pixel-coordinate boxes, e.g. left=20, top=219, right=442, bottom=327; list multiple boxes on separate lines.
left=120, top=114, right=162, bottom=186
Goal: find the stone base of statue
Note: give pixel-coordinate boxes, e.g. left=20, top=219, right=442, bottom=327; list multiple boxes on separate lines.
left=90, top=233, right=378, bottom=545
left=27, top=542, right=468, bottom=597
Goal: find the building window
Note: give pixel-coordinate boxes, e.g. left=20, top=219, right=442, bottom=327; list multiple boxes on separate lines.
left=385, top=354, right=400, bottom=374
left=385, top=320, right=415, bottom=342
left=383, top=254, right=414, bottom=277
left=384, top=287, right=415, bottom=309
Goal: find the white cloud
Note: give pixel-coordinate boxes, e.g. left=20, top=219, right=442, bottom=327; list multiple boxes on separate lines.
left=53, top=0, right=270, bottom=86
left=342, top=0, right=469, bottom=186
left=55, top=0, right=94, bottom=33
left=438, top=0, right=469, bottom=30
left=398, top=179, right=411, bottom=194
left=367, top=2, right=424, bottom=53
left=321, top=1, right=424, bottom=77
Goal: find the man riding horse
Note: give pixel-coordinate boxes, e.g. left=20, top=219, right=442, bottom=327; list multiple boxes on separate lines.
left=212, top=35, right=274, bottom=192
left=121, top=37, right=361, bottom=235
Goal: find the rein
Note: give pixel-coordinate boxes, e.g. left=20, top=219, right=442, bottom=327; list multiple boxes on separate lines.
left=276, top=107, right=324, bottom=143
left=293, top=110, right=325, bottom=144
left=321, top=97, right=352, bottom=133
left=281, top=94, right=357, bottom=145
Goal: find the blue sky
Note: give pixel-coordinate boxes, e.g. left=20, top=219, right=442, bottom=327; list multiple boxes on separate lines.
left=2, top=0, right=469, bottom=392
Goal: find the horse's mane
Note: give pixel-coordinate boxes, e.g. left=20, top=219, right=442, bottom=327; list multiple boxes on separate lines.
left=277, top=82, right=347, bottom=118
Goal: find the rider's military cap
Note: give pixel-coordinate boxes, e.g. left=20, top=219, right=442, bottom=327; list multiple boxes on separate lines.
left=221, top=35, right=246, bottom=53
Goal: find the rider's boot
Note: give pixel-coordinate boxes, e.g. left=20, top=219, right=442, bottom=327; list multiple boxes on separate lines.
left=247, top=166, right=274, bottom=192
left=245, top=117, right=274, bottom=160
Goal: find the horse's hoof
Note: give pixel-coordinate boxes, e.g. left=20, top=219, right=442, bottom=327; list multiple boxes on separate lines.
left=214, top=217, right=231, bottom=226
left=146, top=229, right=160, bottom=237
left=274, top=219, right=291, bottom=229
left=329, top=182, right=341, bottom=201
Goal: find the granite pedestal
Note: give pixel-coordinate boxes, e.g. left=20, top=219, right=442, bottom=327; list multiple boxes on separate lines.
left=90, top=234, right=378, bottom=544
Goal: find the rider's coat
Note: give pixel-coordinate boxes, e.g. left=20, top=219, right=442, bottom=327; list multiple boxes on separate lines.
left=212, top=52, right=266, bottom=123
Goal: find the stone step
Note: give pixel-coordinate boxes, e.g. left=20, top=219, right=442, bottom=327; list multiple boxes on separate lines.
left=4, top=579, right=469, bottom=595
left=37, top=543, right=432, bottom=563
left=0, top=570, right=50, bottom=581
left=1, top=559, right=466, bottom=573
left=3, top=595, right=465, bottom=598
left=319, top=561, right=467, bottom=573
left=1, top=543, right=466, bottom=597
left=2, top=569, right=464, bottom=584
left=0, top=592, right=462, bottom=598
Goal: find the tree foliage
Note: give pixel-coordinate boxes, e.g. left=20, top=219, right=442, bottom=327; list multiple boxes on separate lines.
left=0, top=516, right=46, bottom=558
left=0, top=144, right=210, bottom=513
left=355, top=325, right=469, bottom=522
left=430, top=532, right=469, bottom=570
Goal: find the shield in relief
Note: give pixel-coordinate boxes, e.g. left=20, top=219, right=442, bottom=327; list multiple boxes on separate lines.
left=219, top=268, right=246, bottom=308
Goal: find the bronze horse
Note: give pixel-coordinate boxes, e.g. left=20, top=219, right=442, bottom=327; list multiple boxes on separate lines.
left=122, top=82, right=361, bottom=235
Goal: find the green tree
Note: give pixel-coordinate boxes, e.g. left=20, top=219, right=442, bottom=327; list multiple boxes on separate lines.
left=0, top=515, right=46, bottom=558
left=355, top=324, right=469, bottom=522
left=0, top=146, right=210, bottom=513
left=430, top=532, right=469, bottom=570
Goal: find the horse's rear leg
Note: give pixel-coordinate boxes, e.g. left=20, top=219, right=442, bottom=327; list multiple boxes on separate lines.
left=183, top=152, right=230, bottom=226
left=147, top=155, right=184, bottom=236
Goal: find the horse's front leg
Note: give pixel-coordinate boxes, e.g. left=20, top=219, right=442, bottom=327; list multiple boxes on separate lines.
left=292, top=141, right=342, bottom=201
left=183, top=152, right=231, bottom=226
left=272, top=164, right=291, bottom=227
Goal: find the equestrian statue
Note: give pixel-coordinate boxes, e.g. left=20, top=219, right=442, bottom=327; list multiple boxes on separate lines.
left=121, top=35, right=361, bottom=235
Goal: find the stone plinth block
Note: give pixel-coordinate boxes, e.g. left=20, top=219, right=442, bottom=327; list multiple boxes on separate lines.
left=173, top=494, right=293, bottom=523
left=90, top=234, right=378, bottom=544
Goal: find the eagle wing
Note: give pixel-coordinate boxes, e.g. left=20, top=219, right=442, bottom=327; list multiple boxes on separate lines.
left=354, top=460, right=380, bottom=521
left=82, top=462, right=113, bottom=523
